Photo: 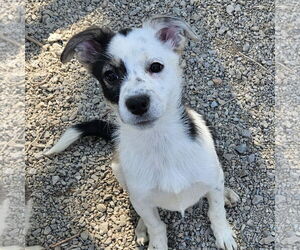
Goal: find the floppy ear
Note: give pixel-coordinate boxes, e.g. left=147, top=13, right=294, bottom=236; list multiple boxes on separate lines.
left=60, top=27, right=114, bottom=64
left=143, top=15, right=199, bottom=52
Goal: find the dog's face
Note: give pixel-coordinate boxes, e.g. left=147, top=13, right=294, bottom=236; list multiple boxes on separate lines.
left=61, top=16, right=198, bottom=128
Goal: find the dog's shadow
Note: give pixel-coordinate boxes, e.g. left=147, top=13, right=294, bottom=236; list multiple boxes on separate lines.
left=26, top=2, right=274, bottom=250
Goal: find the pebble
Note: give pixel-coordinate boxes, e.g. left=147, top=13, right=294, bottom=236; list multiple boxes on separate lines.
left=243, top=43, right=250, bottom=52
left=226, top=4, right=235, bottom=15
left=99, top=222, right=109, bottom=234
left=235, top=144, right=247, bottom=154
left=81, top=231, right=89, bottom=240
left=96, top=204, right=107, bottom=212
left=241, top=129, right=251, bottom=137
left=252, top=195, right=263, bottom=204
left=52, top=175, right=60, bottom=185
left=44, top=226, right=51, bottom=235
left=210, top=101, right=218, bottom=108
left=212, top=78, right=222, bottom=84
left=248, top=154, right=256, bottom=163
left=48, top=33, right=62, bottom=42
left=260, top=235, right=274, bottom=244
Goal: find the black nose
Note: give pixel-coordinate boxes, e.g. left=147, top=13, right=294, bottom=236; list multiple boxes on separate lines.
left=125, top=95, right=150, bottom=116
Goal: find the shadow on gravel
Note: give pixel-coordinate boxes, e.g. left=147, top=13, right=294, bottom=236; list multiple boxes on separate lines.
left=26, top=2, right=274, bottom=249
left=26, top=0, right=99, bottom=61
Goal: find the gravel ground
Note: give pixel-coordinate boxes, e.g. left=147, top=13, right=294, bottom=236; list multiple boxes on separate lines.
left=25, top=0, right=275, bottom=249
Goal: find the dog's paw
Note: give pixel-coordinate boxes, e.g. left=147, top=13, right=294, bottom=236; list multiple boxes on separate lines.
left=214, top=226, right=237, bottom=250
left=224, top=188, right=240, bottom=207
left=135, top=218, right=149, bottom=246
left=147, top=233, right=168, bottom=250
left=136, top=231, right=148, bottom=246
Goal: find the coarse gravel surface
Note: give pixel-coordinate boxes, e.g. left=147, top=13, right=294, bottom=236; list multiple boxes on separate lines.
left=25, top=0, right=275, bottom=249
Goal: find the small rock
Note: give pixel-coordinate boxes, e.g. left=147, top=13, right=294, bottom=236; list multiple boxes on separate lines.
left=241, top=129, right=251, bottom=137
left=218, top=25, right=227, bottom=35
left=99, top=222, right=109, bottom=234
left=226, top=4, right=235, bottom=15
left=96, top=204, right=107, bottom=212
left=223, top=153, right=234, bottom=161
left=207, top=80, right=214, bottom=86
left=81, top=231, right=89, bottom=240
left=191, top=14, right=201, bottom=21
left=48, top=33, right=62, bottom=42
left=52, top=176, right=60, bottom=185
left=260, top=235, right=274, bottom=244
left=61, top=116, right=68, bottom=122
left=130, top=7, right=141, bottom=16
left=248, top=154, right=256, bottom=163
left=32, top=228, right=41, bottom=236
left=235, top=4, right=241, bottom=12
left=235, top=144, right=247, bottom=154
left=251, top=25, right=259, bottom=31
left=252, top=195, right=263, bottom=204
left=212, top=78, right=222, bottom=84
left=44, top=226, right=51, bottom=235
left=119, top=214, right=127, bottom=226
left=243, top=43, right=250, bottom=52
left=210, top=101, right=218, bottom=108
left=103, top=194, right=112, bottom=201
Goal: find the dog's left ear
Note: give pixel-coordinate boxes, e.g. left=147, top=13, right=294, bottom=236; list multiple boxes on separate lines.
left=144, top=16, right=199, bottom=52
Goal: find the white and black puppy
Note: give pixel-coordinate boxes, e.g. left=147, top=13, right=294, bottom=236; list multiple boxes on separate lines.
left=46, top=16, right=239, bottom=250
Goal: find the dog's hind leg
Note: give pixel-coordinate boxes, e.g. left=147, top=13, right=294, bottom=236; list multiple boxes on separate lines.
left=131, top=198, right=168, bottom=250
left=135, top=217, right=149, bottom=246
left=224, top=187, right=240, bottom=207
left=207, top=185, right=237, bottom=250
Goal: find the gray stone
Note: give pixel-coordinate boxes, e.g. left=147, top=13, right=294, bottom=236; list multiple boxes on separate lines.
left=252, top=195, right=263, bottom=204
left=226, top=4, right=235, bottom=15
left=44, top=226, right=51, bottom=235
left=241, top=129, right=251, bottom=137
left=235, top=144, right=247, bottom=154
left=243, top=43, right=250, bottom=52
left=81, top=231, right=89, bottom=240
left=210, top=101, right=219, bottom=108
left=52, top=175, right=60, bottom=185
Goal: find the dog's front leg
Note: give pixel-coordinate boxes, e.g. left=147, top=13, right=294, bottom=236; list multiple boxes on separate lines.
left=207, top=183, right=237, bottom=250
left=130, top=197, right=168, bottom=250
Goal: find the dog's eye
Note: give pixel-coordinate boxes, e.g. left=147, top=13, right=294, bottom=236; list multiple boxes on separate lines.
left=149, top=62, right=164, bottom=73
left=103, top=70, right=119, bottom=83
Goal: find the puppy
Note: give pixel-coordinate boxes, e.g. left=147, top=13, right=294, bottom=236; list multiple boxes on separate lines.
left=46, top=16, right=239, bottom=250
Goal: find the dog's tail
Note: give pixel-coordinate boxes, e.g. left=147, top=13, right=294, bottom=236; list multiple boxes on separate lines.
left=44, top=119, right=116, bottom=156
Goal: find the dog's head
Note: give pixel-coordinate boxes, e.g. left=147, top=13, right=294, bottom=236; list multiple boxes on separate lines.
left=61, top=16, right=199, bottom=128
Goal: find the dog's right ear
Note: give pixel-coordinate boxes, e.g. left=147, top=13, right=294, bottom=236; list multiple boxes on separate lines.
left=60, top=27, right=114, bottom=65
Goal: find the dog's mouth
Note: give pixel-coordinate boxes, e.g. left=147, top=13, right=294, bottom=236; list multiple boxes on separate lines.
left=134, top=118, right=157, bottom=128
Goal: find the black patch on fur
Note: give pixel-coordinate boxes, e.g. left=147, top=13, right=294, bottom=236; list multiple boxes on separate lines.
left=92, top=58, right=127, bottom=104
left=73, top=119, right=117, bottom=141
left=181, top=108, right=198, bottom=140
left=119, top=28, right=132, bottom=36
left=61, top=27, right=126, bottom=104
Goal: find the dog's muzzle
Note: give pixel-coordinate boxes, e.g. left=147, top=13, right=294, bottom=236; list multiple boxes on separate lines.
left=124, top=94, right=158, bottom=127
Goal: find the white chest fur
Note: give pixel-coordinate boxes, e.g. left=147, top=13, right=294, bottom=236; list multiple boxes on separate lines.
left=117, top=109, right=222, bottom=211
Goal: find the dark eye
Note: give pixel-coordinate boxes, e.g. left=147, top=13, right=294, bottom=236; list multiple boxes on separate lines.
left=149, top=62, right=164, bottom=73
left=103, top=70, right=119, bottom=83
